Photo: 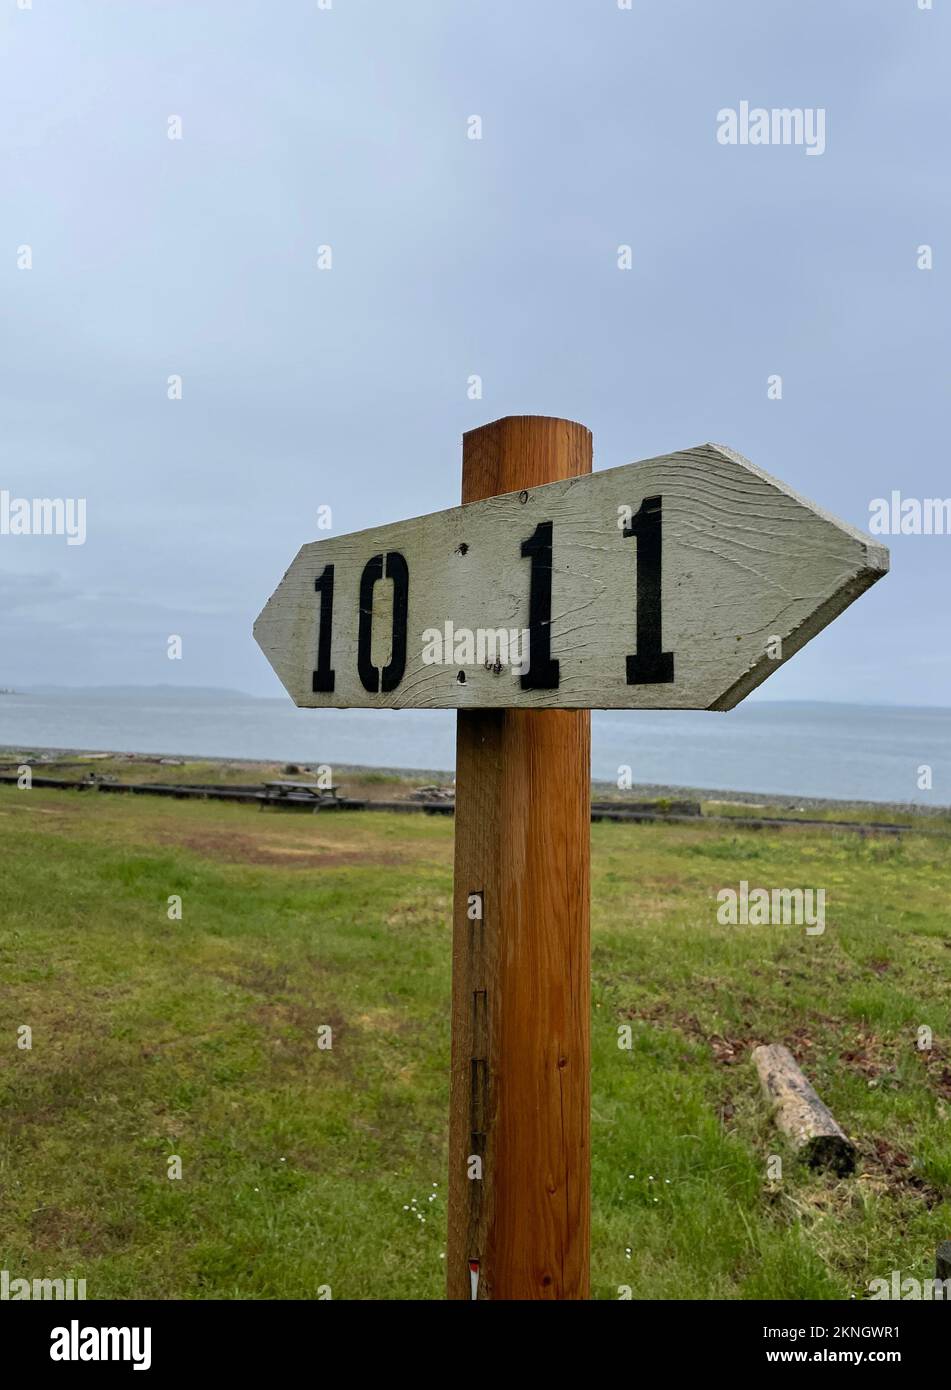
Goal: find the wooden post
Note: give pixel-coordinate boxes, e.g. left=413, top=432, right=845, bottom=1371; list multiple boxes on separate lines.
left=446, top=416, right=592, bottom=1300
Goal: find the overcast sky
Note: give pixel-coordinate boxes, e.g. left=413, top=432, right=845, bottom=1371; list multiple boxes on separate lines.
left=1, top=0, right=948, bottom=704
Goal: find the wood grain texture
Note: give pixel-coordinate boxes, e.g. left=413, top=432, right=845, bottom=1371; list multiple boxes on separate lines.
left=254, top=441, right=889, bottom=711
left=447, top=417, right=591, bottom=1300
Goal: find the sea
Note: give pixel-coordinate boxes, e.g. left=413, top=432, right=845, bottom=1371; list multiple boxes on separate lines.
left=1, top=688, right=948, bottom=806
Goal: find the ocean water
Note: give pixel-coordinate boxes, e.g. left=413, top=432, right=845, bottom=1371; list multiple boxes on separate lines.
left=0, top=690, right=948, bottom=805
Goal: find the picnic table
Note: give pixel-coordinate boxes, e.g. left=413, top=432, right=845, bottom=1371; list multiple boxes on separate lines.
left=260, top=780, right=342, bottom=811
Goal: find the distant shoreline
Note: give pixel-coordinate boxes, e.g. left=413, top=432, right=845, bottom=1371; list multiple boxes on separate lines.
left=1, top=743, right=947, bottom=818
left=6, top=687, right=951, bottom=714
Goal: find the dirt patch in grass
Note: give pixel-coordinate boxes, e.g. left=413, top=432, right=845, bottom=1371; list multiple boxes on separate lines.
left=620, top=1004, right=823, bottom=1068
left=252, top=1001, right=346, bottom=1039
left=235, top=963, right=294, bottom=995
left=0, top=802, right=83, bottom=821
left=917, top=1046, right=951, bottom=1100
left=26, top=1203, right=131, bottom=1258
left=158, top=828, right=409, bottom=870
left=708, top=1032, right=762, bottom=1065
left=860, top=1137, right=942, bottom=1208
left=840, top=1037, right=898, bottom=1084
left=621, top=1001, right=913, bottom=1088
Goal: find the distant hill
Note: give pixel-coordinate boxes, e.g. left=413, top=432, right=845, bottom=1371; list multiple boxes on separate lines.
left=24, top=684, right=263, bottom=702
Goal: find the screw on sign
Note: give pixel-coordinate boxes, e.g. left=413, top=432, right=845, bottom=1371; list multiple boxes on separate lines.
left=254, top=416, right=889, bottom=1300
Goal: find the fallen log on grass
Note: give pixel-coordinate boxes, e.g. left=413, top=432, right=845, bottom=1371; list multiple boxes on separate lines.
left=752, top=1043, right=856, bottom=1175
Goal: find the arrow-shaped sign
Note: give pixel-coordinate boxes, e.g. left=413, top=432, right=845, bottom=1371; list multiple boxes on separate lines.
left=254, top=442, right=888, bottom=711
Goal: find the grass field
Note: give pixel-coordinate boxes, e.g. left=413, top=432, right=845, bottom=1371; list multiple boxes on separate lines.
left=1, top=773, right=950, bottom=1300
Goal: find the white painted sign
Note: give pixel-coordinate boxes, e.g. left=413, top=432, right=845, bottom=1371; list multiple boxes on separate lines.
left=253, top=443, right=888, bottom=711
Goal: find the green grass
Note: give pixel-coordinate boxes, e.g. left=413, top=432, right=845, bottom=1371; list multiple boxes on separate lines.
left=0, top=782, right=949, bottom=1299
left=696, top=799, right=951, bottom=830
left=0, top=750, right=437, bottom=797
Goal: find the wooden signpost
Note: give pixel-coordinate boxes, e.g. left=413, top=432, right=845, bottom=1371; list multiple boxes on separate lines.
left=254, top=415, right=888, bottom=1300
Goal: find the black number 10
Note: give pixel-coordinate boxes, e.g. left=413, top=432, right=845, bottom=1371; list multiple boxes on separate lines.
left=312, top=551, right=410, bottom=695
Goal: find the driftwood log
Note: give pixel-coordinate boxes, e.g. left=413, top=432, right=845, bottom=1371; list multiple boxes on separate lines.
left=752, top=1044, right=856, bottom=1175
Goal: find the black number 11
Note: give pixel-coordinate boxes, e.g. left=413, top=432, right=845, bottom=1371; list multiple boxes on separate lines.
left=624, top=495, right=674, bottom=684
